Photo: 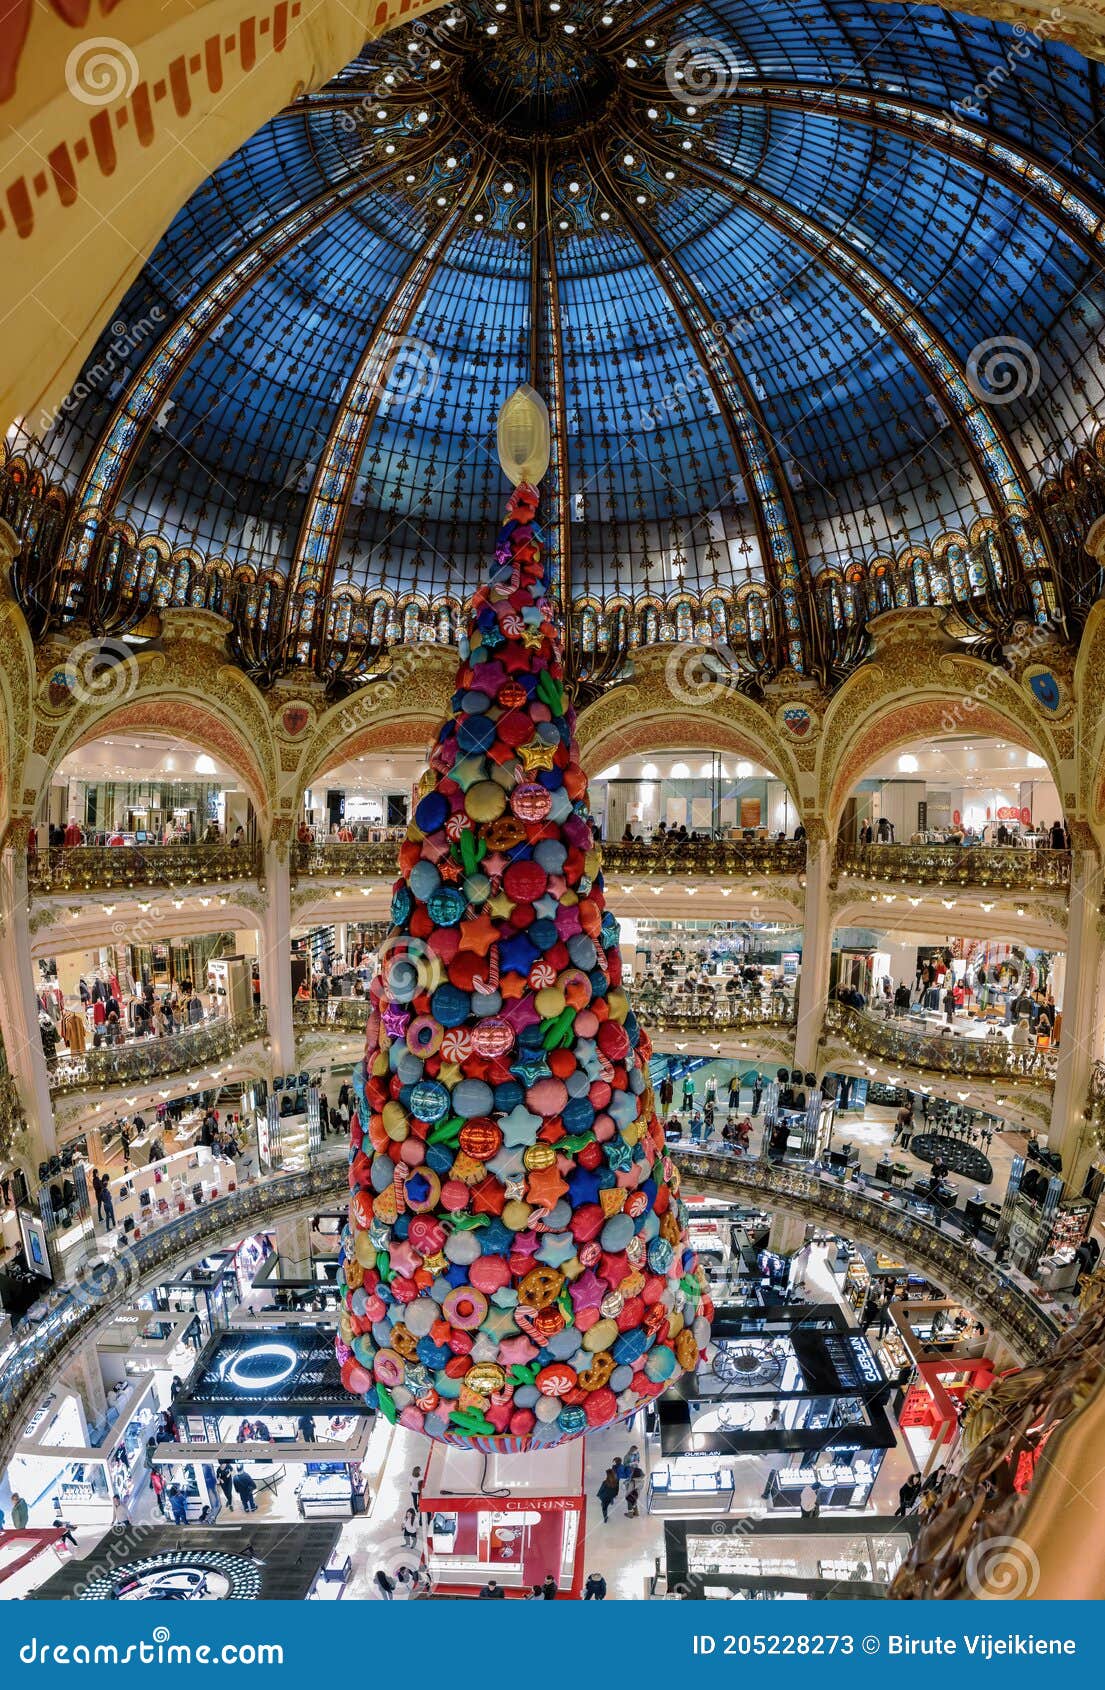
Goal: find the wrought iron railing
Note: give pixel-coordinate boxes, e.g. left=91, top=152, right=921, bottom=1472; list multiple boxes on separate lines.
left=824, top=1000, right=1057, bottom=1083
left=28, top=842, right=263, bottom=894
left=636, top=990, right=796, bottom=1033
left=601, top=838, right=807, bottom=877
left=293, top=839, right=403, bottom=878
left=0, top=1074, right=26, bottom=1159
left=294, top=837, right=808, bottom=881
left=837, top=842, right=1071, bottom=892
left=893, top=1285, right=1105, bottom=1597
left=46, top=1009, right=269, bottom=1095
left=293, top=998, right=369, bottom=1032
left=679, top=1150, right=1058, bottom=1361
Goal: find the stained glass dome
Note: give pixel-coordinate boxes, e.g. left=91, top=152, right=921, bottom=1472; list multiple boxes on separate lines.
left=32, top=0, right=1105, bottom=679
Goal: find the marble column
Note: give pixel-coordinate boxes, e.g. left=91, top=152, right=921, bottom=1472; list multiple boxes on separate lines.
left=259, top=831, right=295, bottom=1077
left=794, top=822, right=833, bottom=1077
left=1049, top=842, right=1104, bottom=1175
left=0, top=825, right=58, bottom=1162
left=273, top=1214, right=313, bottom=1277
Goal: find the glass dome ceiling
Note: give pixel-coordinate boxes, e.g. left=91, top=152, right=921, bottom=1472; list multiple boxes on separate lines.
left=34, top=0, right=1105, bottom=675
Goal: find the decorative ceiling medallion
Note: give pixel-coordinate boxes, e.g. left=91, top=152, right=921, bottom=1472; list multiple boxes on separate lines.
left=281, top=705, right=312, bottom=736
left=778, top=702, right=817, bottom=740
left=1023, top=664, right=1067, bottom=716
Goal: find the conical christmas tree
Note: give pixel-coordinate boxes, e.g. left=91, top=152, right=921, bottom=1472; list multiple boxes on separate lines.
left=337, top=404, right=713, bottom=1450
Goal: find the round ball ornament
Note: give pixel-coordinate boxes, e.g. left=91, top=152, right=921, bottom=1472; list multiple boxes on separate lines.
left=471, top=1016, right=516, bottom=1057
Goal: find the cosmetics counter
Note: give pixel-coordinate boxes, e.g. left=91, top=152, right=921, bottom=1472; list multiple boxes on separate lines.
left=8, top=1375, right=161, bottom=1529
left=418, top=1443, right=586, bottom=1598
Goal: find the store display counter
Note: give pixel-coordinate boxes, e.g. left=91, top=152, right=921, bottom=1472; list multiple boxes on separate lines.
left=765, top=1461, right=878, bottom=1511
left=648, top=1464, right=735, bottom=1516
left=296, top=1468, right=354, bottom=1519
left=665, top=1517, right=916, bottom=1599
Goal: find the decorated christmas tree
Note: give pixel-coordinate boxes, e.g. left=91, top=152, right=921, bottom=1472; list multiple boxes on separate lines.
left=337, top=389, right=713, bottom=1450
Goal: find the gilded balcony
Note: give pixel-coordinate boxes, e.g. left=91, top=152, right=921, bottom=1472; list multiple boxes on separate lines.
left=824, top=1000, right=1057, bottom=1083
left=836, top=842, right=1070, bottom=892
left=28, top=842, right=263, bottom=895
left=46, top=1009, right=269, bottom=1095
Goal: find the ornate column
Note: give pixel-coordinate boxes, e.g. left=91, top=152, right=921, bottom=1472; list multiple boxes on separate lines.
left=259, top=822, right=295, bottom=1076
left=1049, top=836, right=1104, bottom=1172
left=794, top=818, right=833, bottom=1076
left=273, top=1214, right=314, bottom=1278
left=768, top=1212, right=808, bottom=1257
left=0, top=824, right=57, bottom=1162
left=59, top=1339, right=108, bottom=1428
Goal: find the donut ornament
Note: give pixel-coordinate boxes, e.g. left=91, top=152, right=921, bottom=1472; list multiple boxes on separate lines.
left=337, top=393, right=713, bottom=1449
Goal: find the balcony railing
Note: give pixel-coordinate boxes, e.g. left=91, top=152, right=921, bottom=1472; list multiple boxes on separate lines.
left=292, top=837, right=808, bottom=883
left=28, top=842, right=263, bottom=894
left=0, top=1073, right=26, bottom=1159
left=293, top=839, right=402, bottom=879
left=636, top=989, right=796, bottom=1033
left=46, top=1009, right=269, bottom=1095
left=824, top=1000, right=1057, bottom=1083
left=293, top=998, right=369, bottom=1032
left=600, top=838, right=807, bottom=877
left=0, top=1143, right=1060, bottom=1476
left=837, top=842, right=1071, bottom=892
left=678, top=1149, right=1058, bottom=1362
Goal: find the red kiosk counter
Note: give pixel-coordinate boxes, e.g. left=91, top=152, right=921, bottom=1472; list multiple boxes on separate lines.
left=418, top=1441, right=585, bottom=1598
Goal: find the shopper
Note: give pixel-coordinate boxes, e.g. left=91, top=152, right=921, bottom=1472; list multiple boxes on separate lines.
left=215, top=1460, right=234, bottom=1512
left=751, top=1074, right=763, bottom=1116
left=596, top=1466, right=620, bottom=1523
left=374, top=1568, right=396, bottom=1601
left=896, top=1472, right=923, bottom=1516
left=584, top=1571, right=608, bottom=1600
left=624, top=1477, right=640, bottom=1519
left=541, top=1573, right=557, bottom=1599
left=54, top=1518, right=78, bottom=1549
left=296, top=1412, right=316, bottom=1443
left=168, top=1485, right=189, bottom=1526
left=92, top=1169, right=105, bottom=1223
left=232, top=1466, right=258, bottom=1513
left=10, top=1493, right=28, bottom=1530
left=401, top=1507, right=419, bottom=1549
left=150, top=1467, right=167, bottom=1517
left=101, top=1180, right=115, bottom=1230
left=409, top=1465, right=423, bottom=1512
left=478, top=1579, right=506, bottom=1598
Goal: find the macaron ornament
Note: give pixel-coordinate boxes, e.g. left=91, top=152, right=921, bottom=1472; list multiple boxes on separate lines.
left=338, top=387, right=712, bottom=1449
